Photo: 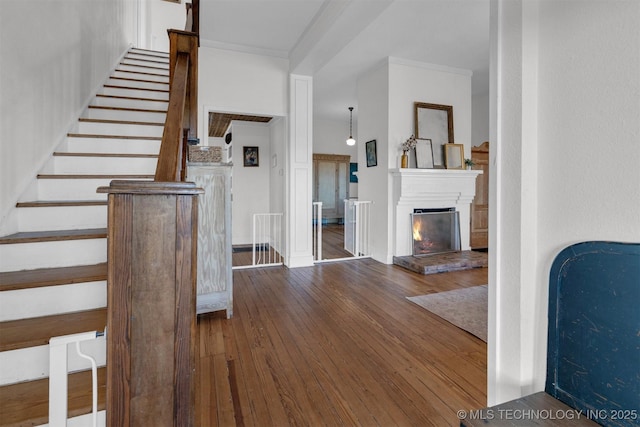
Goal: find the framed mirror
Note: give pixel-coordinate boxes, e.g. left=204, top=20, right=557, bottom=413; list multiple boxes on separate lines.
left=414, top=102, right=454, bottom=168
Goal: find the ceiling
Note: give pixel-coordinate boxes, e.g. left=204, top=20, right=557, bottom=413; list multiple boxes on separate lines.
left=199, top=0, right=490, bottom=128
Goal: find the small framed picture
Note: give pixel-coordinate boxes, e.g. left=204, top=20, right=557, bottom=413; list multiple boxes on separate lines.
left=444, top=143, right=464, bottom=169
left=365, top=139, right=377, bottom=167
left=243, top=146, right=259, bottom=167
left=415, top=139, right=434, bottom=169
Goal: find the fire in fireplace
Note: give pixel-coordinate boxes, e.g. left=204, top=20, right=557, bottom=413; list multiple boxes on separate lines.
left=411, top=208, right=461, bottom=256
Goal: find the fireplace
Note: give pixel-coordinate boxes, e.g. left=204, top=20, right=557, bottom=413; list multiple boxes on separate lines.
left=411, top=208, right=461, bottom=256
left=392, top=168, right=482, bottom=258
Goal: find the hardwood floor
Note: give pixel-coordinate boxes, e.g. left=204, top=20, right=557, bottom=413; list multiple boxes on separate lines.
left=319, top=224, right=353, bottom=260
left=197, top=259, right=488, bottom=426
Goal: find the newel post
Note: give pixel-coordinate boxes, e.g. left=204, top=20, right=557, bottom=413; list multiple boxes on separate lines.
left=98, top=180, right=203, bottom=427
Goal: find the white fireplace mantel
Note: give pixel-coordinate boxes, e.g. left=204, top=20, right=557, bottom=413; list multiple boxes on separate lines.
left=391, top=168, right=482, bottom=256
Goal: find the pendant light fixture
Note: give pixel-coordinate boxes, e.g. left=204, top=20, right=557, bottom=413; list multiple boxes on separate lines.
left=346, top=107, right=356, bottom=146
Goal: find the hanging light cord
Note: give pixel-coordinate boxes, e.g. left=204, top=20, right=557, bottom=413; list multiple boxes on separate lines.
left=346, top=107, right=355, bottom=146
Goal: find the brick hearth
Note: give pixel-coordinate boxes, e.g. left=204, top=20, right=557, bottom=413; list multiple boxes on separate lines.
left=393, top=250, right=488, bottom=275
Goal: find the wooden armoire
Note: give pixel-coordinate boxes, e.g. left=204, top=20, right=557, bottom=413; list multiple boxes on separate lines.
left=470, top=141, right=489, bottom=249
left=312, top=154, right=350, bottom=222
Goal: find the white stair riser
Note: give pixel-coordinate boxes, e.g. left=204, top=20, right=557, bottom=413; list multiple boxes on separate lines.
left=0, top=239, right=106, bottom=272
left=36, top=410, right=106, bottom=427
left=52, top=156, right=157, bottom=174
left=18, top=205, right=107, bottom=232
left=0, top=339, right=106, bottom=385
left=112, top=70, right=169, bottom=83
left=64, top=137, right=161, bottom=154
left=91, top=96, right=168, bottom=111
left=37, top=178, right=140, bottom=200
left=99, top=86, right=168, bottom=100
left=0, top=281, right=106, bottom=322
left=117, top=63, right=169, bottom=76
left=77, top=121, right=163, bottom=137
left=121, top=58, right=168, bottom=68
left=126, top=52, right=169, bottom=62
left=107, top=77, right=168, bottom=91
left=84, top=107, right=166, bottom=123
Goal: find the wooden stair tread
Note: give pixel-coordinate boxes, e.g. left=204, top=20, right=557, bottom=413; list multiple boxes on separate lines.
left=77, top=117, right=164, bottom=127
left=0, top=308, right=107, bottom=351
left=88, top=105, right=167, bottom=113
left=37, top=174, right=154, bottom=179
left=0, top=263, right=107, bottom=292
left=67, top=133, right=161, bottom=140
left=94, top=93, right=169, bottom=103
left=16, top=200, right=107, bottom=208
left=53, top=152, right=158, bottom=158
left=0, top=228, right=106, bottom=245
left=0, top=367, right=106, bottom=426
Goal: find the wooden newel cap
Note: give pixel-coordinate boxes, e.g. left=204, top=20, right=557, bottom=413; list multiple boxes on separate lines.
left=97, top=180, right=204, bottom=195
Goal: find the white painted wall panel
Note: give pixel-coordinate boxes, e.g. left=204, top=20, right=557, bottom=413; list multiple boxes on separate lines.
left=0, top=0, right=136, bottom=234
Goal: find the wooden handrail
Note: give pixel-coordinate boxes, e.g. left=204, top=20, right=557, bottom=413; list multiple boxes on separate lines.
left=154, top=27, right=199, bottom=182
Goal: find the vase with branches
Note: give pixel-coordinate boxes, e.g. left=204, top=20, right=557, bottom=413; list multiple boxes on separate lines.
left=400, top=135, right=417, bottom=168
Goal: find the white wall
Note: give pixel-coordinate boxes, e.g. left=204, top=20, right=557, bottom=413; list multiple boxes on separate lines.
left=356, top=63, right=390, bottom=263
left=472, top=92, right=490, bottom=147
left=269, top=117, right=286, bottom=216
left=313, top=117, right=359, bottom=197
left=229, top=122, right=271, bottom=245
left=356, top=58, right=473, bottom=263
left=0, top=0, right=137, bottom=233
left=198, top=47, right=289, bottom=142
left=145, top=0, right=186, bottom=52
left=389, top=59, right=473, bottom=164
left=489, top=0, right=640, bottom=405
left=198, top=46, right=291, bottom=249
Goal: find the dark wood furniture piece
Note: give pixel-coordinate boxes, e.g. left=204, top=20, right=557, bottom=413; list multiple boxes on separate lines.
left=470, top=141, right=488, bottom=249
left=462, top=241, right=640, bottom=426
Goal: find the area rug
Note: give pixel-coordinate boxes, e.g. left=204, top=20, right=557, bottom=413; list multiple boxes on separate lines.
left=407, top=285, right=487, bottom=342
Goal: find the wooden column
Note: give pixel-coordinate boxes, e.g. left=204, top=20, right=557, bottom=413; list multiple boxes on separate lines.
left=98, top=181, right=203, bottom=427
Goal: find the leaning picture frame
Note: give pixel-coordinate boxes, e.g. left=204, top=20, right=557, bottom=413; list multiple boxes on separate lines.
left=415, top=139, right=434, bottom=169
left=365, top=140, right=377, bottom=167
left=414, top=102, right=454, bottom=168
left=444, top=143, right=464, bottom=169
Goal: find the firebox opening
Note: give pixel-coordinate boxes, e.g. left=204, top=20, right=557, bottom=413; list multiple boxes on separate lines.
left=411, top=208, right=460, bottom=257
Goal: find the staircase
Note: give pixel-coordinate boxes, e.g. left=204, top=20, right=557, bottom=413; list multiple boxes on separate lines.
left=0, top=48, right=169, bottom=426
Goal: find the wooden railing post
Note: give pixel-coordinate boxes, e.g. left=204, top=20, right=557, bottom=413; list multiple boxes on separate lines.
left=98, top=181, right=203, bottom=427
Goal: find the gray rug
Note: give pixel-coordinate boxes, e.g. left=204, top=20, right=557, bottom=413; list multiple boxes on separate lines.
left=407, top=285, right=487, bottom=342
